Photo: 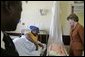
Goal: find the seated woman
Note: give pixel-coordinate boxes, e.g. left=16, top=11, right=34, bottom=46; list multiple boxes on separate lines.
left=13, top=26, right=46, bottom=56
left=25, top=26, right=46, bottom=50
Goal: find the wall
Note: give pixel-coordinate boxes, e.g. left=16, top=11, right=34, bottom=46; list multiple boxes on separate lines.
left=75, top=11, right=84, bottom=26
left=60, top=1, right=71, bottom=35
left=15, top=1, right=53, bottom=33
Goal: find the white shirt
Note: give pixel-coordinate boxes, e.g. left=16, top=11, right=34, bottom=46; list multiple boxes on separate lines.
left=1, top=31, right=5, bottom=49
left=13, top=35, right=41, bottom=56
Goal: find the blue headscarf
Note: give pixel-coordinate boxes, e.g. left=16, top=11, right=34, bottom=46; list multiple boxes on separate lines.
left=30, top=26, right=39, bottom=33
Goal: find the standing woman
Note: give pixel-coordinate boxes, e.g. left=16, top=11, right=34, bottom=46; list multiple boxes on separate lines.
left=67, top=13, right=84, bottom=56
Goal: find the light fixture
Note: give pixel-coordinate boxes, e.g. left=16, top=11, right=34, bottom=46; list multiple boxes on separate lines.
left=40, top=9, right=49, bottom=16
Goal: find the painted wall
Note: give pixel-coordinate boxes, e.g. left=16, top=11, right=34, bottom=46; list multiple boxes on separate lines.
left=15, top=1, right=53, bottom=33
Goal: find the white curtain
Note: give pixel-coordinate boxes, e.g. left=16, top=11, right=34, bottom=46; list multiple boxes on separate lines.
left=47, top=1, right=63, bottom=46
left=46, top=1, right=68, bottom=56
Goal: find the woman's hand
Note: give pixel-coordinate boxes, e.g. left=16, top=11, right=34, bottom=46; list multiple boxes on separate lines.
left=25, top=33, right=38, bottom=50
left=37, top=41, right=44, bottom=49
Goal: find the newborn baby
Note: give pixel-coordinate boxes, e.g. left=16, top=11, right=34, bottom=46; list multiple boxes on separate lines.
left=48, top=43, right=67, bottom=56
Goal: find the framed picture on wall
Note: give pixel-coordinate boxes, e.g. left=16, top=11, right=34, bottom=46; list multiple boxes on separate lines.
left=73, top=1, right=84, bottom=13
